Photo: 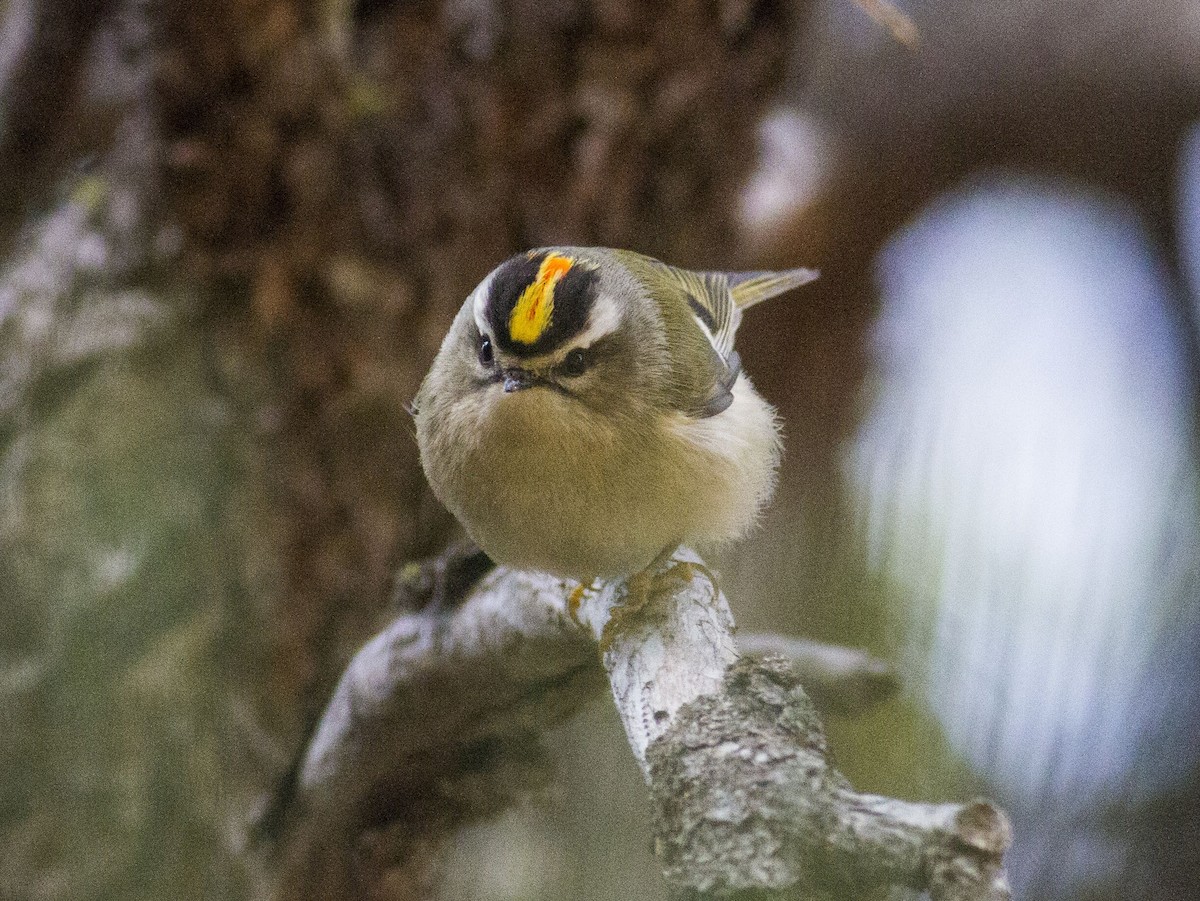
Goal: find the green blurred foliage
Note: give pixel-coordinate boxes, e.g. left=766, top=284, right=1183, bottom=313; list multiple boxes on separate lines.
left=0, top=196, right=268, bottom=899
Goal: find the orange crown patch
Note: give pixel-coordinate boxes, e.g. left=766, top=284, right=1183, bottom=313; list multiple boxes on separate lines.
left=509, top=254, right=574, bottom=345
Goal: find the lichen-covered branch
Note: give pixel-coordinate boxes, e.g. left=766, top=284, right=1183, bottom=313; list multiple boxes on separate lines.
left=270, top=547, right=1009, bottom=900
left=269, top=565, right=603, bottom=900
left=648, top=659, right=1010, bottom=900
left=575, top=549, right=1010, bottom=900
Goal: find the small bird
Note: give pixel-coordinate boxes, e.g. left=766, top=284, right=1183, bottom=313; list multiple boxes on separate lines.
left=414, top=247, right=817, bottom=582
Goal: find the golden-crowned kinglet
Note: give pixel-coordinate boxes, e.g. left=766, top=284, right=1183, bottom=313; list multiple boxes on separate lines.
left=414, top=247, right=817, bottom=581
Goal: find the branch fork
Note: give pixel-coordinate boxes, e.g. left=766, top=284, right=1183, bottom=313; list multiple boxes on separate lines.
left=271, top=546, right=1011, bottom=900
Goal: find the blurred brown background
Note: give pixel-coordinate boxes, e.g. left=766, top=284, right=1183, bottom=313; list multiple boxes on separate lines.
left=1, top=0, right=1198, bottom=899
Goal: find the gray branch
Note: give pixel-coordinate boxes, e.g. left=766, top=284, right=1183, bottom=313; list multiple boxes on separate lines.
left=271, top=549, right=1010, bottom=900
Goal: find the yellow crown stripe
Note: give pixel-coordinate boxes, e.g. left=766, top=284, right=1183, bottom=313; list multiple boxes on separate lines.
left=509, top=254, right=574, bottom=344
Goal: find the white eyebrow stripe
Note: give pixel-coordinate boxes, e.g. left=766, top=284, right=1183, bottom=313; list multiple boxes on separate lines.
left=570, top=292, right=621, bottom=349
left=472, top=270, right=496, bottom=333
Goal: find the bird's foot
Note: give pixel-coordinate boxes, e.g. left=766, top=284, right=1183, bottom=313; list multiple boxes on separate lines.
left=600, top=549, right=719, bottom=652
left=656, top=558, right=719, bottom=593
left=566, top=580, right=597, bottom=624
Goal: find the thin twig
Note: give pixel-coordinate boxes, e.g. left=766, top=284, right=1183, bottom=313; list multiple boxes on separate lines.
left=852, top=0, right=920, bottom=49
left=738, top=631, right=899, bottom=716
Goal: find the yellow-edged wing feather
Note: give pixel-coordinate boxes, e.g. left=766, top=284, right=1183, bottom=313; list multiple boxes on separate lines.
left=655, top=262, right=818, bottom=357
left=621, top=250, right=818, bottom=418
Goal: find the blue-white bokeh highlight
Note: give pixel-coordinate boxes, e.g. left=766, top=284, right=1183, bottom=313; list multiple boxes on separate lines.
left=849, top=174, right=1200, bottom=895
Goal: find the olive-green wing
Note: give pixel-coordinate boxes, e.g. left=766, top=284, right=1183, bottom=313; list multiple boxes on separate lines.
left=619, top=250, right=817, bottom=418
left=655, top=262, right=818, bottom=358
left=677, top=265, right=817, bottom=416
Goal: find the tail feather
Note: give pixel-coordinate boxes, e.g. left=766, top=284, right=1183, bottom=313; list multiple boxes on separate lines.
left=726, top=267, right=819, bottom=310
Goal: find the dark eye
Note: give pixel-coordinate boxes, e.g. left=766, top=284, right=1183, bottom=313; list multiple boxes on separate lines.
left=561, top=348, right=589, bottom=377
left=477, top=334, right=494, bottom=366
